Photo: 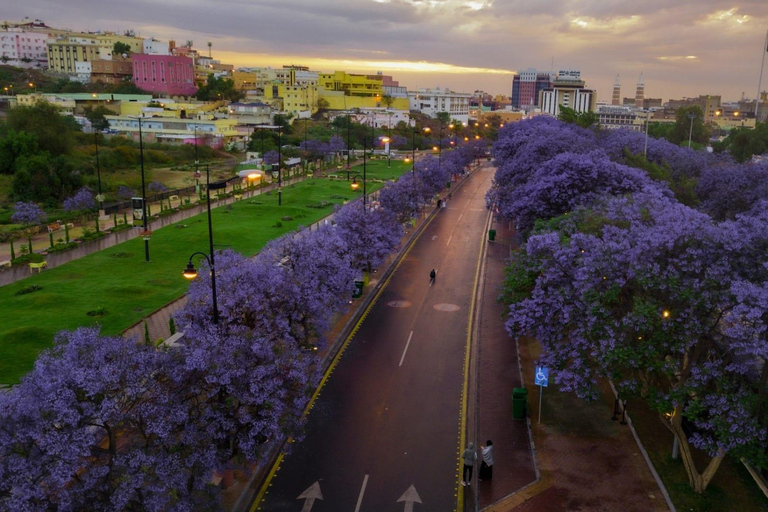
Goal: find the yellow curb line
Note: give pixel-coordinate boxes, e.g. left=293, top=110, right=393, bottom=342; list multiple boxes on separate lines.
left=458, top=203, right=490, bottom=510
left=251, top=213, right=438, bottom=511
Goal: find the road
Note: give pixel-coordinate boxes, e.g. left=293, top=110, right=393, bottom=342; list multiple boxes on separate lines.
left=256, top=166, right=494, bottom=512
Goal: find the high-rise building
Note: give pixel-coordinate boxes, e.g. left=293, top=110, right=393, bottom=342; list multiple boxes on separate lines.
left=538, top=71, right=596, bottom=116
left=635, top=73, right=645, bottom=108
left=511, top=68, right=552, bottom=109
left=612, top=75, right=621, bottom=105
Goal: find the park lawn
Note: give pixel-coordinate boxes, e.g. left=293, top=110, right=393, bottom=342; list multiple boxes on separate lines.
left=0, top=178, right=376, bottom=385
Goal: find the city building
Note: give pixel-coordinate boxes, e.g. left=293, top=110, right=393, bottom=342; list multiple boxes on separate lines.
left=106, top=114, right=242, bottom=148
left=143, top=38, right=169, bottom=55
left=0, top=28, right=49, bottom=68
left=538, top=71, right=596, bottom=116
left=131, top=53, right=197, bottom=97
left=408, top=87, right=472, bottom=123
left=597, top=105, right=643, bottom=131
left=511, top=68, right=552, bottom=110
left=612, top=75, right=621, bottom=105
left=90, top=57, right=132, bottom=85
left=667, top=95, right=721, bottom=121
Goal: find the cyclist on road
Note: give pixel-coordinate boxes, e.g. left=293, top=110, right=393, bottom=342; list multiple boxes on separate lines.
left=430, top=269, right=436, bottom=285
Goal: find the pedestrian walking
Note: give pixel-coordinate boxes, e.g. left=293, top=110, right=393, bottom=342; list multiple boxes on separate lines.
left=429, top=269, right=436, bottom=285
left=461, top=442, right=477, bottom=486
left=479, top=440, right=494, bottom=481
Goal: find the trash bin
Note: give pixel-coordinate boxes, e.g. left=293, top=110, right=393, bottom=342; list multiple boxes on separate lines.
left=446, top=181, right=451, bottom=188
left=352, top=280, right=364, bottom=298
left=488, top=229, right=496, bottom=241
left=512, top=387, right=528, bottom=419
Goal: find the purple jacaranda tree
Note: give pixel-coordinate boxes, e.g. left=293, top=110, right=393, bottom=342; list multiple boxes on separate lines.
left=597, top=127, right=720, bottom=182
left=498, top=150, right=664, bottom=235
left=11, top=201, right=46, bottom=252
left=147, top=180, right=168, bottom=193
left=503, top=190, right=768, bottom=493
left=415, top=156, right=450, bottom=201
left=389, top=134, right=407, bottom=149
left=263, top=149, right=279, bottom=167
left=333, top=202, right=402, bottom=273
left=328, top=135, right=346, bottom=163
left=117, top=185, right=135, bottom=201
left=379, top=174, right=422, bottom=224
left=256, top=227, right=358, bottom=344
left=0, top=327, right=220, bottom=510
left=300, top=139, right=329, bottom=160
left=695, top=161, right=768, bottom=221
left=63, top=187, right=95, bottom=215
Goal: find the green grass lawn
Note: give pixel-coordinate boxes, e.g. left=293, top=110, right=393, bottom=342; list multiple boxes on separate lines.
left=0, top=177, right=390, bottom=384
left=327, top=159, right=409, bottom=183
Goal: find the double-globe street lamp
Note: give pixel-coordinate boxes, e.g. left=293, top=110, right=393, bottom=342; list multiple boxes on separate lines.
left=182, top=165, right=224, bottom=324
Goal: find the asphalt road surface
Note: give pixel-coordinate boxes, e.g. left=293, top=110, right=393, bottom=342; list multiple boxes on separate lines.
left=256, top=166, right=494, bottom=512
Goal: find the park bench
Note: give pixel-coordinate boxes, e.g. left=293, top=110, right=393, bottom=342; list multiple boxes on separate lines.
left=0, top=260, right=11, bottom=269
left=233, top=193, right=243, bottom=201
left=169, top=195, right=179, bottom=203
left=47, top=222, right=61, bottom=233
left=29, top=261, right=47, bottom=273
left=66, top=223, right=75, bottom=229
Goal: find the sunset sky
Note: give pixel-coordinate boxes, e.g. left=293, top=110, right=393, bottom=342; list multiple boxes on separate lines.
left=7, top=1, right=768, bottom=102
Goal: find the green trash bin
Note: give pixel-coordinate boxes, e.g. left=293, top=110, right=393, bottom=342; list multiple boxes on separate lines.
left=512, top=387, right=528, bottom=419
left=352, top=280, right=364, bottom=298
left=488, top=229, right=496, bottom=241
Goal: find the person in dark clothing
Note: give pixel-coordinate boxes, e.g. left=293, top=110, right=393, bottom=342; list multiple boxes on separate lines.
left=430, top=269, right=436, bottom=284
left=461, top=442, right=477, bottom=486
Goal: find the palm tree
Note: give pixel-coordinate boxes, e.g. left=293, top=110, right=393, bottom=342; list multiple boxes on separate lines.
left=207, top=41, right=212, bottom=58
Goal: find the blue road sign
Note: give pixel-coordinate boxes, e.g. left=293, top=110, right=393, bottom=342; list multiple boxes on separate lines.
left=534, top=366, right=549, bottom=387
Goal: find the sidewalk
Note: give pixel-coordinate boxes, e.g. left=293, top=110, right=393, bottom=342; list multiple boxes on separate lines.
left=470, top=216, right=670, bottom=512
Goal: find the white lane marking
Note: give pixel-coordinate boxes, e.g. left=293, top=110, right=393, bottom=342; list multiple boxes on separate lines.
left=399, top=331, right=414, bottom=367
left=355, top=474, right=369, bottom=512
left=446, top=234, right=453, bottom=246
left=457, top=213, right=464, bottom=222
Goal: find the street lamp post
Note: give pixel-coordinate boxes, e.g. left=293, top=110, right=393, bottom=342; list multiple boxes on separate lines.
left=303, top=118, right=308, bottom=174
left=129, top=115, right=151, bottom=263
left=687, top=112, right=697, bottom=148
left=94, top=131, right=103, bottom=215
left=350, top=139, right=367, bottom=212
left=182, top=166, right=220, bottom=324
left=277, top=125, right=282, bottom=205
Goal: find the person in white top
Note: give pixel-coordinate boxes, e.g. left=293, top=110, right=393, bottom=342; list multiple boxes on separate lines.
left=479, top=440, right=494, bottom=481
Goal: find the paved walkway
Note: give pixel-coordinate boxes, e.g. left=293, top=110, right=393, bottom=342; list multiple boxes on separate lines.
left=469, top=217, right=670, bottom=512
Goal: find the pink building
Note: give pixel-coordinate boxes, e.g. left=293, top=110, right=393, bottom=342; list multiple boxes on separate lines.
left=132, top=54, right=197, bottom=97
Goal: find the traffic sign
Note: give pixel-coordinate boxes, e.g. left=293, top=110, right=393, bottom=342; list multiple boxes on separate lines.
left=534, top=366, right=549, bottom=387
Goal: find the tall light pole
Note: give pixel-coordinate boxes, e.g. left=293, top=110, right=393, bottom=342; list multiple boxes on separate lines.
left=350, top=139, right=367, bottom=212
left=94, top=131, right=103, bottom=215
left=182, top=165, right=221, bottom=325
left=129, top=115, right=150, bottom=262
left=643, top=111, right=650, bottom=158
left=303, top=118, right=308, bottom=174
left=277, top=124, right=282, bottom=205
left=687, top=112, right=697, bottom=148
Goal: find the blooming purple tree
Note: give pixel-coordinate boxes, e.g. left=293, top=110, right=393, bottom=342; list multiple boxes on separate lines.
left=503, top=190, right=768, bottom=493
left=0, top=327, right=220, bottom=510
left=147, top=180, right=168, bottom=193
left=116, top=185, right=136, bottom=201
left=11, top=201, right=46, bottom=253
left=696, top=161, right=768, bottom=221
left=63, top=187, right=95, bottom=212
left=263, top=149, right=279, bottom=167
left=333, top=203, right=402, bottom=273
left=328, top=135, right=346, bottom=163
left=379, top=172, right=424, bottom=223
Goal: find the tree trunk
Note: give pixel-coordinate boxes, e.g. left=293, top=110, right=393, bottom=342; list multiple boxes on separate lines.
left=667, top=410, right=724, bottom=493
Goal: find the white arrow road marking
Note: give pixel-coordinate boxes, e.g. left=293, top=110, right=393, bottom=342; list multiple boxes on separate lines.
left=397, top=485, right=422, bottom=512
left=431, top=235, right=438, bottom=240
left=399, top=331, right=414, bottom=367
left=354, top=474, right=369, bottom=512
left=297, top=481, right=323, bottom=512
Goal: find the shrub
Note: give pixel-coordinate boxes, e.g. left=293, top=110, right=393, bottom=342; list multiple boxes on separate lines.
left=15, top=285, right=43, bottom=296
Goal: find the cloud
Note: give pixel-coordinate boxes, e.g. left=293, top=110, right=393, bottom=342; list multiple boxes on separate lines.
left=4, top=0, right=768, bottom=100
